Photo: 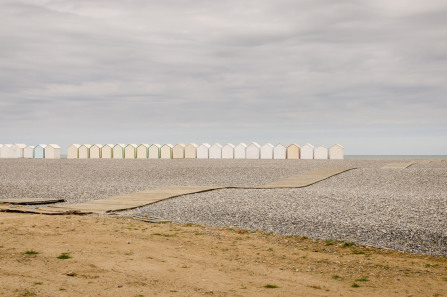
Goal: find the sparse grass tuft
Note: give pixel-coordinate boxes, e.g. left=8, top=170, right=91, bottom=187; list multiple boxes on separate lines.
left=375, top=264, right=390, bottom=269
left=355, top=276, right=369, bottom=282
left=351, top=283, right=360, bottom=288
left=151, top=233, right=176, bottom=237
left=57, top=253, right=71, bottom=259
left=325, top=240, right=335, bottom=246
left=24, top=250, right=39, bottom=255
left=332, top=275, right=342, bottom=280
left=351, top=250, right=365, bottom=255
left=23, top=290, right=36, bottom=296
left=33, top=282, right=43, bottom=285
left=267, top=248, right=273, bottom=252
left=425, top=264, right=440, bottom=268
left=310, top=285, right=321, bottom=289
left=343, top=242, right=356, bottom=247
left=264, top=284, right=279, bottom=288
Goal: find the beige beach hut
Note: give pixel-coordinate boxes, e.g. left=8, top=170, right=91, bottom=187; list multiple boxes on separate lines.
left=160, top=144, right=173, bottom=159
left=260, top=143, right=274, bottom=159
left=23, top=146, right=35, bottom=158
left=234, top=143, right=247, bottom=159
left=185, top=143, right=198, bottom=159
left=301, top=143, right=314, bottom=159
left=0, top=144, right=3, bottom=158
left=101, top=144, right=114, bottom=159
left=329, top=144, right=344, bottom=160
left=10, top=143, right=27, bottom=158
left=286, top=144, right=300, bottom=159
left=173, top=143, right=186, bottom=159
left=67, top=144, right=81, bottom=159
left=1, top=144, right=12, bottom=158
left=124, top=144, right=137, bottom=159
left=136, top=144, right=149, bottom=159
left=78, top=144, right=91, bottom=159
left=273, top=144, right=286, bottom=159
left=149, top=144, right=161, bottom=159
left=246, top=142, right=261, bottom=159
left=89, top=144, right=102, bottom=159
left=45, top=144, right=61, bottom=159
left=112, top=144, right=125, bottom=159
left=222, top=143, right=235, bottom=159
left=209, top=143, right=223, bottom=159
left=197, top=143, right=210, bottom=159
left=314, top=146, right=328, bottom=159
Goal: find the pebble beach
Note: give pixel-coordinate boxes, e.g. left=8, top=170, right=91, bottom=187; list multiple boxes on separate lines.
left=1, top=159, right=446, bottom=256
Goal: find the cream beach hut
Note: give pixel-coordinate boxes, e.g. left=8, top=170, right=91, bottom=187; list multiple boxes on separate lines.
left=148, top=144, right=161, bottom=159
left=45, top=144, right=61, bottom=159
left=112, top=144, right=125, bottom=159
left=286, top=144, right=300, bottom=159
left=10, top=143, right=27, bottom=158
left=23, top=146, right=35, bottom=158
left=160, top=144, right=173, bottom=159
left=67, top=144, right=81, bottom=159
left=260, top=143, right=274, bottom=159
left=89, top=144, right=102, bottom=159
left=301, top=143, right=314, bottom=159
left=0, top=144, right=3, bottom=158
left=209, top=143, right=223, bottom=159
left=34, top=144, right=47, bottom=159
left=329, top=144, right=344, bottom=160
left=173, top=143, right=186, bottom=159
left=185, top=143, right=198, bottom=159
left=78, top=144, right=91, bottom=159
left=136, top=144, right=149, bottom=159
left=101, top=144, right=114, bottom=159
left=197, top=143, right=210, bottom=159
left=314, top=146, right=328, bottom=159
left=273, top=144, right=286, bottom=159
left=234, top=143, right=247, bottom=159
left=222, top=143, right=235, bottom=159
left=0, top=144, right=12, bottom=158
left=246, top=142, right=261, bottom=159
left=124, top=144, right=137, bottom=159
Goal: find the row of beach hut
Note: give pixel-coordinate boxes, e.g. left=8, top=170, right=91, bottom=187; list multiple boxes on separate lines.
left=67, top=143, right=344, bottom=159
left=0, top=144, right=61, bottom=159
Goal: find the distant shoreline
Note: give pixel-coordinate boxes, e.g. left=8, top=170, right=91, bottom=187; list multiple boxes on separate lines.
left=345, top=155, right=447, bottom=160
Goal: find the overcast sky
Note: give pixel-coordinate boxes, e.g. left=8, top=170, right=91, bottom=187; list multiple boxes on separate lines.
left=1, top=0, right=446, bottom=154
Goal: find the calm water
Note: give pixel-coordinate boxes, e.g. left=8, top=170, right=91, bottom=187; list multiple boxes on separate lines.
left=345, top=155, right=447, bottom=160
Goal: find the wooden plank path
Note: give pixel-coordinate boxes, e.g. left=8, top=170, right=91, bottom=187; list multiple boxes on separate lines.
left=0, top=198, right=64, bottom=205
left=382, top=162, right=418, bottom=169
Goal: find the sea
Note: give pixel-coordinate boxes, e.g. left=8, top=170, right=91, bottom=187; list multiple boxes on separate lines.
left=345, top=155, right=447, bottom=160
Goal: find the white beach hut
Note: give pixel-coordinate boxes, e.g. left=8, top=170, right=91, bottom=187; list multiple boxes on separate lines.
left=45, top=144, right=61, bottom=159
left=314, top=146, right=329, bottom=159
left=209, top=143, right=223, bottom=159
left=329, top=144, right=344, bottom=160
left=234, top=143, right=247, bottom=159
left=124, top=144, right=137, bottom=159
left=67, top=144, right=81, bottom=159
left=148, top=144, right=161, bottom=159
left=222, top=143, right=235, bottom=159
left=160, top=144, right=173, bottom=159
left=78, top=144, right=91, bottom=159
left=185, top=143, right=198, bottom=159
left=34, top=144, right=47, bottom=159
left=112, top=144, right=125, bottom=159
left=0, top=144, right=12, bottom=158
left=273, top=144, right=286, bottom=159
left=260, top=143, right=274, bottom=159
left=10, top=143, right=27, bottom=158
left=101, top=144, right=114, bottom=159
left=89, top=144, right=102, bottom=159
left=301, top=143, right=315, bottom=159
left=246, top=142, right=261, bottom=159
left=23, top=146, right=35, bottom=159
left=0, top=144, right=2, bottom=158
left=197, top=143, right=211, bottom=159
left=286, top=144, right=300, bottom=159
left=173, top=143, right=186, bottom=159
left=136, top=144, right=149, bottom=159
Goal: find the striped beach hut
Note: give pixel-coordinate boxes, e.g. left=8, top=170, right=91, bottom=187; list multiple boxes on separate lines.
left=314, top=146, right=328, bottom=159
left=273, top=144, right=286, bottom=159
left=209, top=143, right=223, bottom=159
left=34, top=144, right=47, bottom=159
left=89, top=144, right=102, bottom=159
left=67, top=144, right=81, bottom=159
left=301, top=143, right=314, bottom=159
left=101, top=144, right=114, bottom=159
left=148, top=144, right=161, bottom=159
left=260, top=143, right=274, bottom=159
left=124, top=144, right=137, bottom=159
left=173, top=143, right=186, bottom=159
left=197, top=143, right=210, bottom=159
left=234, top=143, right=247, bottom=159
left=246, top=142, right=261, bottom=159
left=160, top=144, right=173, bottom=159
left=23, top=146, right=35, bottom=158
left=136, top=144, right=149, bottom=159
left=222, top=143, right=235, bottom=159
left=10, top=143, right=27, bottom=158
left=112, top=144, right=125, bottom=159
left=0, top=144, right=12, bottom=158
left=45, top=144, right=61, bottom=159
left=78, top=144, right=91, bottom=159
left=185, top=143, right=198, bottom=159
left=329, top=144, right=344, bottom=160
left=286, top=144, right=300, bottom=159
